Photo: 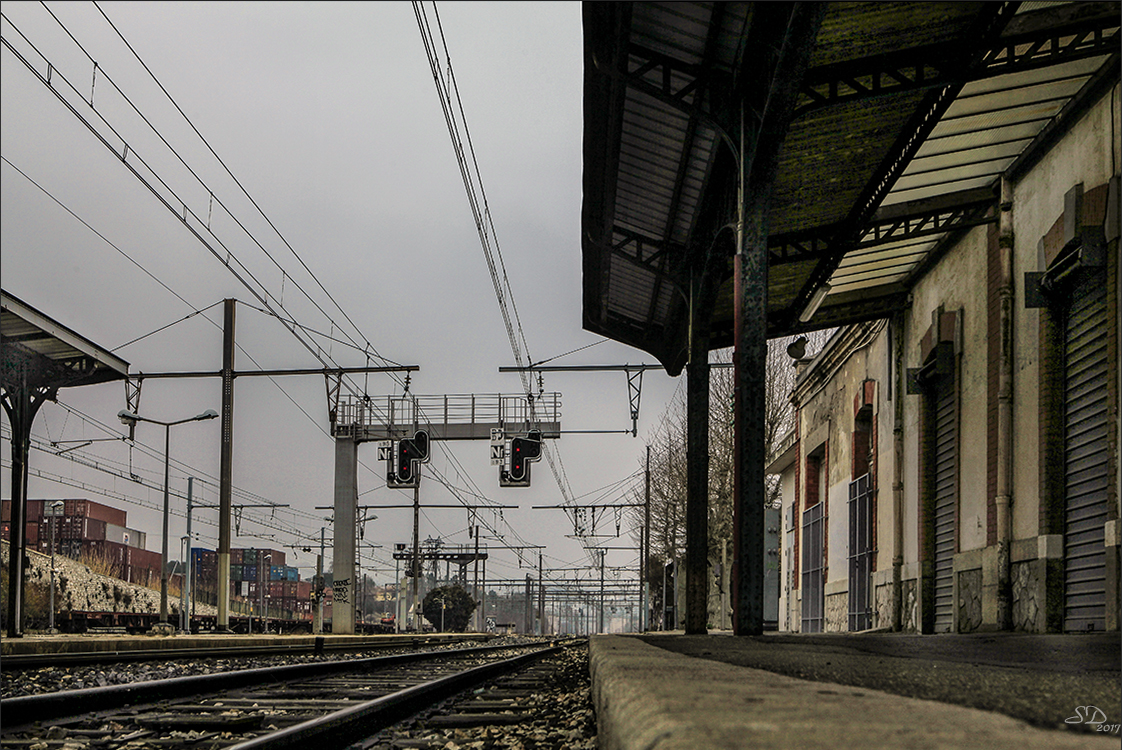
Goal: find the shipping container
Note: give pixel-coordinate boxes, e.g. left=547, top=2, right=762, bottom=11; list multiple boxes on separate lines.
left=78, top=539, right=129, bottom=574
left=243, top=548, right=257, bottom=564
left=296, top=581, right=312, bottom=599
left=126, top=564, right=157, bottom=586
left=231, top=548, right=243, bottom=564
left=85, top=518, right=107, bottom=541
left=127, top=546, right=162, bottom=569
left=105, top=522, right=126, bottom=544
left=269, top=581, right=285, bottom=599
left=0, top=499, right=45, bottom=523
left=39, top=517, right=60, bottom=545
left=59, top=516, right=107, bottom=541
left=63, top=499, right=127, bottom=527
left=271, top=550, right=285, bottom=567
left=282, top=581, right=297, bottom=598
left=25, top=521, right=39, bottom=546
left=228, top=564, right=241, bottom=581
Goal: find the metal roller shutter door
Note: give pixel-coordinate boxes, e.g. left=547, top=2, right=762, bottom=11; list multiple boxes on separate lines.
left=933, top=379, right=956, bottom=633
left=1064, top=275, right=1109, bottom=632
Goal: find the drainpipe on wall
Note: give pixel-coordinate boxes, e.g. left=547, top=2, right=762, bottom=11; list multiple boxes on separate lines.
left=892, top=311, right=905, bottom=632
left=996, top=175, right=1015, bottom=630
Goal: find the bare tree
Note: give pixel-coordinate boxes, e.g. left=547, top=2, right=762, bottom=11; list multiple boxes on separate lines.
left=631, top=331, right=831, bottom=622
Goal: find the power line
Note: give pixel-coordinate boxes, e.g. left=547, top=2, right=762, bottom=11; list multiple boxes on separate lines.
left=3, top=7, right=398, bottom=406
left=4, top=4, right=556, bottom=567
left=413, top=2, right=585, bottom=560
left=91, top=1, right=402, bottom=383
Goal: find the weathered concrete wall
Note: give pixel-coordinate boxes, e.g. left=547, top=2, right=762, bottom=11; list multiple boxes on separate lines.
left=906, top=224, right=990, bottom=553
left=1010, top=84, right=1121, bottom=543
left=778, top=469, right=796, bottom=631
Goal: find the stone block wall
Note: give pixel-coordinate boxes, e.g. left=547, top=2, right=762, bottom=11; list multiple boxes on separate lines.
left=957, top=568, right=982, bottom=632
left=901, top=579, right=918, bottom=632
left=825, top=591, right=847, bottom=631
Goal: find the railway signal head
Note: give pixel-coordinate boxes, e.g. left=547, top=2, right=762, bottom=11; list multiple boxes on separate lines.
left=389, top=430, right=431, bottom=488
left=502, top=429, right=542, bottom=486
left=397, top=439, right=415, bottom=483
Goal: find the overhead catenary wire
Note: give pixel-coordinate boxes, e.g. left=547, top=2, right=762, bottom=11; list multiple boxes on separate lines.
left=1, top=7, right=399, bottom=408
left=89, top=1, right=406, bottom=387
left=413, top=2, right=588, bottom=561
left=3, top=4, right=563, bottom=576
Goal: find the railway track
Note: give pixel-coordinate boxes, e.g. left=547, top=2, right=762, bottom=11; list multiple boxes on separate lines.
left=0, top=633, right=492, bottom=669
left=0, top=638, right=588, bottom=749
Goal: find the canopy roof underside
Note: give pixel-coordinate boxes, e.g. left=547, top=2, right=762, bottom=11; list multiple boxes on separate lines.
left=1, top=290, right=130, bottom=392
left=581, top=1, right=1120, bottom=375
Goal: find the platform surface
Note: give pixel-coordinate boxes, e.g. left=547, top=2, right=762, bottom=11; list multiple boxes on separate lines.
left=590, top=631, right=1120, bottom=750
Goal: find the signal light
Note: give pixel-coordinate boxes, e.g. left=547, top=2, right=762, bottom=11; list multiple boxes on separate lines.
left=397, top=440, right=413, bottom=482
left=387, top=429, right=430, bottom=487
left=502, top=429, right=542, bottom=486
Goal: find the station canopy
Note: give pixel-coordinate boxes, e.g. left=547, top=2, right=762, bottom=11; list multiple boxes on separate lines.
left=1, top=290, right=129, bottom=391
left=581, top=2, right=1119, bottom=375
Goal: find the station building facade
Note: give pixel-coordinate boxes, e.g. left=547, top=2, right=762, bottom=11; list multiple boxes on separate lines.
left=769, top=80, right=1119, bottom=634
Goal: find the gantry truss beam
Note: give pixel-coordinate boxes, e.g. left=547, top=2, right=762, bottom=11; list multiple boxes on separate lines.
left=768, top=187, right=998, bottom=266
left=329, top=392, right=562, bottom=443
left=793, top=3, right=1119, bottom=118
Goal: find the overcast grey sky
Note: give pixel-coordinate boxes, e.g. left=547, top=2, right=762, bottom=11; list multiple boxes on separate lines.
left=1, top=1, right=684, bottom=594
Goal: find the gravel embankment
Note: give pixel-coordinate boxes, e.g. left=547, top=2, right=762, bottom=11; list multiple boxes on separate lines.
left=1, top=539, right=216, bottom=619
left=0, top=636, right=534, bottom=698
left=371, top=645, right=598, bottom=750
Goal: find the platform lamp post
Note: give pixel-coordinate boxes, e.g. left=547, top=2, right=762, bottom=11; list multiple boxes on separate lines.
left=260, top=553, right=272, bottom=634
left=118, top=408, right=218, bottom=634
left=179, top=536, right=190, bottom=632
left=46, top=500, right=64, bottom=633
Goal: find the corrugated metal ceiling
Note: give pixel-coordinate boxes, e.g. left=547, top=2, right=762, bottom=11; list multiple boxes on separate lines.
left=581, top=1, right=1120, bottom=374
left=1, top=290, right=130, bottom=388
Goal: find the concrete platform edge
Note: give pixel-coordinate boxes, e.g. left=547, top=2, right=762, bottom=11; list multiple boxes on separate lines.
left=589, top=634, right=1116, bottom=750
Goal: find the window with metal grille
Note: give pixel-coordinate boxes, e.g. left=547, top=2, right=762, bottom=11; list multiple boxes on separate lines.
left=801, top=501, right=825, bottom=633
left=848, top=473, right=873, bottom=631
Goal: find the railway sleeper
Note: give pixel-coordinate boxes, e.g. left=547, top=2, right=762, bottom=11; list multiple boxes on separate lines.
left=131, top=711, right=267, bottom=731
left=426, top=712, right=528, bottom=727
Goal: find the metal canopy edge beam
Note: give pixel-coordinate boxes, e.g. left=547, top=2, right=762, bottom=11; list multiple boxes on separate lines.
left=1, top=290, right=129, bottom=384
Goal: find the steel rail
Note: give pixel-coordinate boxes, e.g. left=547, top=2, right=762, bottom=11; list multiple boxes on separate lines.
left=227, top=640, right=583, bottom=749
left=0, top=640, right=564, bottom=729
